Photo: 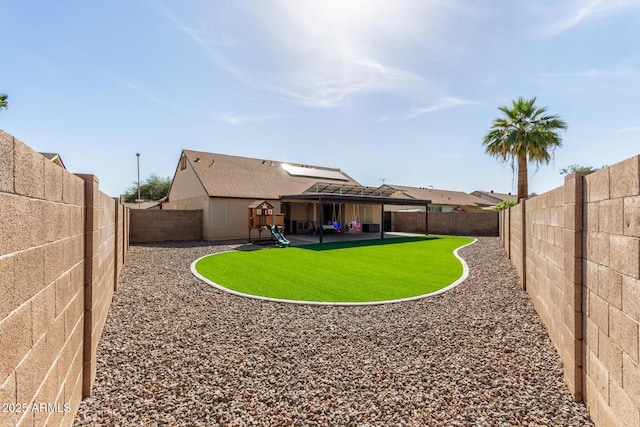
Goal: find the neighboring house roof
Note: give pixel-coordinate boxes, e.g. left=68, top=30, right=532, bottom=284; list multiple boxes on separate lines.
left=385, top=185, right=493, bottom=207
left=471, top=190, right=517, bottom=204
left=122, top=201, right=162, bottom=210
left=40, top=152, right=66, bottom=169
left=175, top=150, right=361, bottom=200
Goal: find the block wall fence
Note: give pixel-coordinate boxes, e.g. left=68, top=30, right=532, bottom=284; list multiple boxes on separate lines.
left=0, top=130, right=129, bottom=427
left=391, top=211, right=499, bottom=236
left=129, top=209, right=203, bottom=243
left=500, top=156, right=640, bottom=427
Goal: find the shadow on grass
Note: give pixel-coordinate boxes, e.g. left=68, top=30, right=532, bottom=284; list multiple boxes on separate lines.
left=297, top=236, right=442, bottom=251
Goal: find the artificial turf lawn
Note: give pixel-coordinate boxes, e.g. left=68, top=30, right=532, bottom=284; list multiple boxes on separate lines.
left=194, top=235, right=474, bottom=303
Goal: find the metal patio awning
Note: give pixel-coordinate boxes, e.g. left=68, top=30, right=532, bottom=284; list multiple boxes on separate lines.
left=279, top=192, right=431, bottom=242
left=280, top=192, right=431, bottom=206
left=302, top=182, right=402, bottom=198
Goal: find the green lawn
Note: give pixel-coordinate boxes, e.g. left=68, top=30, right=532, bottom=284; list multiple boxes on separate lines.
left=193, top=235, right=474, bottom=303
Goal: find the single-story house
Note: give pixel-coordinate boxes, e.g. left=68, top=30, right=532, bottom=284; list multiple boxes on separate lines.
left=471, top=190, right=517, bottom=205
left=383, top=185, right=494, bottom=212
left=163, top=150, right=434, bottom=241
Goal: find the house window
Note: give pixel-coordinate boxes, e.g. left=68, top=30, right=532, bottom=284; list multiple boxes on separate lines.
left=180, top=156, right=187, bottom=170
left=211, top=201, right=227, bottom=227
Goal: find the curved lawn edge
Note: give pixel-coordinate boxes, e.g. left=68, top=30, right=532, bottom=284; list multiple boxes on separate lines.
left=191, top=238, right=476, bottom=306
left=191, top=238, right=476, bottom=305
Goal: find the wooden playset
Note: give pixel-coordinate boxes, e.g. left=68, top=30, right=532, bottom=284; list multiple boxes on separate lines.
left=248, top=200, right=287, bottom=245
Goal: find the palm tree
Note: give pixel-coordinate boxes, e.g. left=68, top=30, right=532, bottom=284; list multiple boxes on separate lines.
left=483, top=96, right=567, bottom=201
left=0, top=94, right=7, bottom=110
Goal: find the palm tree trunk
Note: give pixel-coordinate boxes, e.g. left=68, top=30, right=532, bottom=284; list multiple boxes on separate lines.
left=517, top=154, right=528, bottom=201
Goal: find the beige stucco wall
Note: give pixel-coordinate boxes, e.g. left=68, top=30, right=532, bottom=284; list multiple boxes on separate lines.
left=164, top=197, right=385, bottom=241
left=202, top=198, right=282, bottom=240
left=168, top=155, right=208, bottom=202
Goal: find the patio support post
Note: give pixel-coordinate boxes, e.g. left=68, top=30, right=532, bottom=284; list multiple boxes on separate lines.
left=425, top=204, right=429, bottom=235
left=319, top=199, right=324, bottom=243
left=380, top=203, right=384, bottom=239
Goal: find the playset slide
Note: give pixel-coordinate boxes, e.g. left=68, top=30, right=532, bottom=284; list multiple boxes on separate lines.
left=268, top=225, right=290, bottom=247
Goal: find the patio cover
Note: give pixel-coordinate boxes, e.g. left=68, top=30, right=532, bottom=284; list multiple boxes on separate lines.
left=280, top=190, right=432, bottom=243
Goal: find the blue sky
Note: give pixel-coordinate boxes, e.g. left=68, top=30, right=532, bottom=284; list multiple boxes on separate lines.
left=1, top=0, right=639, bottom=197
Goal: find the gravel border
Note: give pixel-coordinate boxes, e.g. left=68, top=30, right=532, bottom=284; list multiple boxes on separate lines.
left=74, top=237, right=593, bottom=426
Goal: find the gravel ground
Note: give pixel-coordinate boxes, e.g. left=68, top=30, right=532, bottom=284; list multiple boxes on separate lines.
left=74, top=237, right=593, bottom=426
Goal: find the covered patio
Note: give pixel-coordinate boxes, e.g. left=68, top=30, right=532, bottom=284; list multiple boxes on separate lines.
left=281, top=184, right=432, bottom=243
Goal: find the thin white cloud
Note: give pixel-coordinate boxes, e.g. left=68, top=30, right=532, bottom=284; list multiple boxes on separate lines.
left=217, top=0, right=473, bottom=108
left=404, top=97, right=476, bottom=120
left=538, top=0, right=640, bottom=37
left=617, top=126, right=640, bottom=133
left=148, top=0, right=481, bottom=109
left=213, top=113, right=283, bottom=125
left=148, top=0, right=254, bottom=86
left=106, top=75, right=201, bottom=113
left=267, top=62, right=426, bottom=108
left=538, top=67, right=639, bottom=79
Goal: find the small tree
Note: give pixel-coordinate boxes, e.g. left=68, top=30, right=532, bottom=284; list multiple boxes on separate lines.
left=0, top=94, right=8, bottom=110
left=493, top=199, right=518, bottom=211
left=123, top=174, right=171, bottom=203
left=559, top=164, right=601, bottom=175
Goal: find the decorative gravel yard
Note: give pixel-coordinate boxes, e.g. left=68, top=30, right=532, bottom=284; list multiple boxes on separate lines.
left=192, top=236, right=475, bottom=304
left=74, top=237, right=593, bottom=426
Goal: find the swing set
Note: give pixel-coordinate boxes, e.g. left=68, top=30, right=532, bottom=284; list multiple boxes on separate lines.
left=349, top=204, right=361, bottom=232
left=331, top=203, right=342, bottom=233
left=328, top=203, right=362, bottom=233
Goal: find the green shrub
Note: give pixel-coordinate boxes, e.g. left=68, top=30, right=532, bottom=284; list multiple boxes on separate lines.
left=493, top=200, right=518, bottom=211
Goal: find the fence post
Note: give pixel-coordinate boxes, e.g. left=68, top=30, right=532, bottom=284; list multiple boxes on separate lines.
left=515, top=200, right=527, bottom=291
left=561, top=172, right=587, bottom=401
left=77, top=174, right=99, bottom=398
left=113, top=198, right=119, bottom=291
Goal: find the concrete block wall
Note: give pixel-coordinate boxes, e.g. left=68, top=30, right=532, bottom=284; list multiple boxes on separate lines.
left=501, top=207, right=511, bottom=258
left=129, top=209, right=203, bottom=243
left=76, top=175, right=118, bottom=397
left=114, top=201, right=128, bottom=291
left=0, top=130, right=128, bottom=426
left=509, top=202, right=525, bottom=285
left=523, top=187, right=566, bottom=340
left=390, top=211, right=499, bottom=236
left=582, top=158, right=640, bottom=426
left=501, top=156, right=640, bottom=426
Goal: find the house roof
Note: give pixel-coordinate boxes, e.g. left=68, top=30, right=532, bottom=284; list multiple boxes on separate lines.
left=122, top=201, right=162, bottom=210
left=385, top=185, right=493, bottom=207
left=180, top=150, right=361, bottom=200
left=39, top=152, right=66, bottom=169
left=471, top=190, right=517, bottom=203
